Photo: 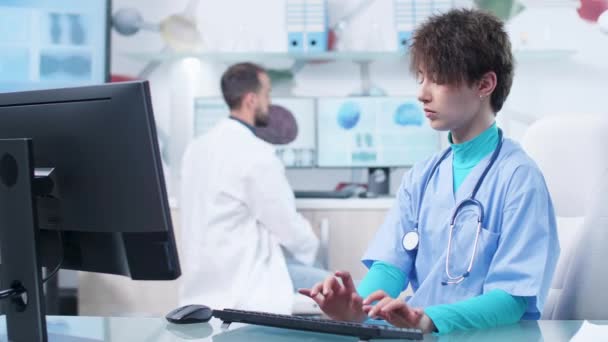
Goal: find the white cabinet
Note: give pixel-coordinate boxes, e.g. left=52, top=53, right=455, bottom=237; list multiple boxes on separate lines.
left=297, top=198, right=392, bottom=281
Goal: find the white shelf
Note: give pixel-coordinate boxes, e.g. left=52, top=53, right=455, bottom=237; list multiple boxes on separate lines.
left=123, top=51, right=408, bottom=72
left=124, top=49, right=575, bottom=67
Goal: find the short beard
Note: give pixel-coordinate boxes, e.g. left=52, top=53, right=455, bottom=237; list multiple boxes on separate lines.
left=254, top=107, right=269, bottom=127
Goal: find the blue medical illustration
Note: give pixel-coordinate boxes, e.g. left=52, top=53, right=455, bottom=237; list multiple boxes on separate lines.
left=68, top=14, right=86, bottom=45
left=394, top=102, right=423, bottom=126
left=40, top=53, right=92, bottom=81
left=355, top=133, right=374, bottom=149
left=337, top=101, right=361, bottom=130
left=365, top=133, right=373, bottom=147
left=46, top=13, right=89, bottom=46
left=50, top=13, right=61, bottom=44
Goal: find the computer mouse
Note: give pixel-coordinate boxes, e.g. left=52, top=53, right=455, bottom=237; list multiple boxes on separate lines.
left=165, top=304, right=213, bottom=324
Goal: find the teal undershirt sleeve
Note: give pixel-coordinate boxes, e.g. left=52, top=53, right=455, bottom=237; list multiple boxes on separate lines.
left=425, top=289, right=527, bottom=335
left=356, top=261, right=407, bottom=299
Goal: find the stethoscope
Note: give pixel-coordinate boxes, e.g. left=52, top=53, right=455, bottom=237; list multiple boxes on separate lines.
left=401, top=128, right=504, bottom=285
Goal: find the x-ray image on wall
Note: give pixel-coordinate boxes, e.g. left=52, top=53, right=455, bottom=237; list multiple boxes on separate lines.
left=0, top=1, right=107, bottom=92
left=39, top=50, right=92, bottom=82
left=42, top=12, right=90, bottom=46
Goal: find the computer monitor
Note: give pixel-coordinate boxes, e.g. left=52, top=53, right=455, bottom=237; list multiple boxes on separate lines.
left=316, top=96, right=441, bottom=194
left=193, top=97, right=317, bottom=168
left=0, top=81, right=180, bottom=341
left=0, top=0, right=110, bottom=93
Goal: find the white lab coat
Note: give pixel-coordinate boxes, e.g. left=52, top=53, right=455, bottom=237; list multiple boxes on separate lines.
left=179, top=118, right=319, bottom=314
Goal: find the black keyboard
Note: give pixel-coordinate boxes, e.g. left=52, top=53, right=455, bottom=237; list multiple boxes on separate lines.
left=212, top=309, right=423, bottom=340
left=294, top=189, right=355, bottom=199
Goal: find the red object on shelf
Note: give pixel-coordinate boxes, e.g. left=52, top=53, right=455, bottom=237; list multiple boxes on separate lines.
left=110, top=74, right=138, bottom=83
left=335, top=182, right=367, bottom=191
left=577, top=0, right=608, bottom=22
left=327, top=29, right=337, bottom=51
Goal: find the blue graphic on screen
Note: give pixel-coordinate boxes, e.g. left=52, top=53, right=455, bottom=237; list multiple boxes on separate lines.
left=0, top=0, right=108, bottom=93
left=394, top=102, right=424, bottom=126
left=317, top=97, right=440, bottom=167
left=337, top=101, right=361, bottom=130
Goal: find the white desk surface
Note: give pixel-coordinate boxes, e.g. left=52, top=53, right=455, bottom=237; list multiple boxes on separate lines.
left=0, top=316, right=603, bottom=341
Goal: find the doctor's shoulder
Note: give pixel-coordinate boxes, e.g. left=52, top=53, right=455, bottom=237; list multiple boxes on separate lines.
left=238, top=137, right=280, bottom=165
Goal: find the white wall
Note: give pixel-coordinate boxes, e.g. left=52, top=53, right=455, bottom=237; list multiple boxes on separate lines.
left=109, top=0, right=608, bottom=195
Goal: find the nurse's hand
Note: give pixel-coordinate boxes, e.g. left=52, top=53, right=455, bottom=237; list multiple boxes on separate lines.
left=298, top=271, right=367, bottom=322
left=362, top=291, right=436, bottom=333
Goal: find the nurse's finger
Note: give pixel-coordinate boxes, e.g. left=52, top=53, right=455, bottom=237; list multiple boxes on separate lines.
left=377, top=302, right=414, bottom=328
left=349, top=292, right=363, bottom=311
left=298, top=288, right=312, bottom=297
left=384, top=313, right=415, bottom=328
left=381, top=299, right=409, bottom=314
left=312, top=294, right=327, bottom=309
left=298, top=289, right=326, bottom=308
left=382, top=300, right=421, bottom=325
left=309, top=282, right=324, bottom=297
left=367, top=297, right=393, bottom=318
left=322, top=276, right=341, bottom=297
left=335, top=271, right=356, bottom=293
left=363, top=290, right=390, bottom=305
left=407, top=307, right=422, bottom=323
left=364, top=304, right=394, bottom=323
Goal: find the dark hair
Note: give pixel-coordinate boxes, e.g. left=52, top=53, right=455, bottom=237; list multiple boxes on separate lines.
left=409, top=8, right=514, bottom=113
left=220, top=62, right=266, bottom=110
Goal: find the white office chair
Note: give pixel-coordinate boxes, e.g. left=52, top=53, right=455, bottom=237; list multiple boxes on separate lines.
left=521, top=114, right=608, bottom=319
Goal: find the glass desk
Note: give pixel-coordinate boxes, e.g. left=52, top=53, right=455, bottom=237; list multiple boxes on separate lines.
left=1, top=316, right=606, bottom=341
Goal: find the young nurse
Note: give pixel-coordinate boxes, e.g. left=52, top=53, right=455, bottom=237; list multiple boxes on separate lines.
left=299, top=8, right=560, bottom=334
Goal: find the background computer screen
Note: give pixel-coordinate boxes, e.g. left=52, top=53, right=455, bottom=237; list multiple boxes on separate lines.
left=316, top=97, right=440, bottom=168
left=0, top=0, right=109, bottom=92
left=193, top=97, right=317, bottom=168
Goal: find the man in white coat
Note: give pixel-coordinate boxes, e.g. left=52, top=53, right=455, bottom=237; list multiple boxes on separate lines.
left=179, top=62, right=325, bottom=314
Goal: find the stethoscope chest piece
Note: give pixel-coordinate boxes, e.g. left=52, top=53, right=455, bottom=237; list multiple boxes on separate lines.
left=402, top=230, right=420, bottom=251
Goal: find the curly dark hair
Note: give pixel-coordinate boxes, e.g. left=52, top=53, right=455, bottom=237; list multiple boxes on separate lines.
left=409, top=8, right=514, bottom=113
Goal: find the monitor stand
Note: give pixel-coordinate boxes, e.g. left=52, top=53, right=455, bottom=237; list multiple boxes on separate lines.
left=0, top=138, right=48, bottom=342
left=367, top=167, right=390, bottom=196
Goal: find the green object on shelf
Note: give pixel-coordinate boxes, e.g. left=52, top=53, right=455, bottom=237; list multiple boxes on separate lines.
left=267, top=69, right=294, bottom=83
left=475, top=0, right=525, bottom=21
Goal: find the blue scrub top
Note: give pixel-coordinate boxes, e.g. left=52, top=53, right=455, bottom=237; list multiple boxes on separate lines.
left=362, top=138, right=560, bottom=319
